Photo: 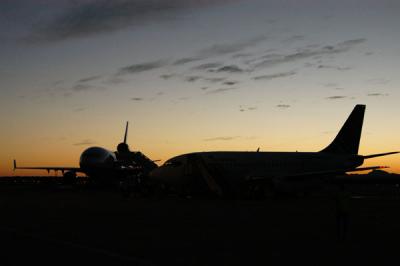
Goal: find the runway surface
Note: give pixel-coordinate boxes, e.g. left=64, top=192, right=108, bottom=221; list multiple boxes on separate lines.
left=1, top=183, right=400, bottom=265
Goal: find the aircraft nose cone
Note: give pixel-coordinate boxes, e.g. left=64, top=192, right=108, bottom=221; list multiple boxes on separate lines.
left=79, top=147, right=116, bottom=169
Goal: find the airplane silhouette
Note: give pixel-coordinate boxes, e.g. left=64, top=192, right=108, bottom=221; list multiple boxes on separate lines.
left=149, top=105, right=399, bottom=197
left=14, top=122, right=157, bottom=184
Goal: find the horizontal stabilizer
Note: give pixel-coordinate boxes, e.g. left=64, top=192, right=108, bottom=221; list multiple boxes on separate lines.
left=362, top=151, right=399, bottom=159
left=345, top=166, right=389, bottom=172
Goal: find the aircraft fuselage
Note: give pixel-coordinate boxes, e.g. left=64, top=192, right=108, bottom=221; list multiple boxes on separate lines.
left=149, top=151, right=364, bottom=194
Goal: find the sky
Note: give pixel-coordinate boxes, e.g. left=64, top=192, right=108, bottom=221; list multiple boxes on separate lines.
left=1, top=0, right=400, bottom=176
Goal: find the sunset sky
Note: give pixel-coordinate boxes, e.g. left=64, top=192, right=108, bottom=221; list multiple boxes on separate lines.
left=1, top=0, right=400, bottom=176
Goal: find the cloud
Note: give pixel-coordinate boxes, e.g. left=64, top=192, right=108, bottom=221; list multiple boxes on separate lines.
left=323, top=82, right=338, bottom=88
left=160, top=74, right=176, bottom=80
left=26, top=0, right=237, bottom=42
left=325, top=96, right=347, bottom=100
left=78, top=75, right=102, bottom=83
left=317, top=64, right=352, bottom=71
left=276, top=104, right=290, bottom=108
left=203, top=136, right=240, bottom=141
left=184, top=75, right=202, bottom=82
left=253, top=71, right=296, bottom=81
left=67, top=81, right=107, bottom=93
left=204, top=77, right=226, bottom=83
left=73, top=107, right=86, bottom=112
left=251, top=39, right=366, bottom=70
left=117, top=60, right=167, bottom=76
left=232, top=53, right=253, bottom=59
left=71, top=83, right=94, bottom=92
left=173, top=57, right=202, bottom=66
left=367, top=93, right=389, bottom=97
left=340, top=39, right=366, bottom=46
left=214, top=65, right=244, bottom=73
left=204, top=135, right=257, bottom=141
left=131, top=97, right=144, bottom=101
left=73, top=139, right=96, bottom=146
left=239, top=106, right=257, bottom=112
left=199, top=36, right=267, bottom=57
left=205, top=87, right=238, bottom=94
left=173, top=35, right=268, bottom=66
left=191, top=62, right=223, bottom=70
left=223, top=81, right=238, bottom=86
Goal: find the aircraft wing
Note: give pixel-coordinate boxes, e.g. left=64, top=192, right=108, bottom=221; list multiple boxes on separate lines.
left=281, top=165, right=400, bottom=184
left=280, top=166, right=388, bottom=181
left=248, top=166, right=388, bottom=182
left=13, top=160, right=82, bottom=173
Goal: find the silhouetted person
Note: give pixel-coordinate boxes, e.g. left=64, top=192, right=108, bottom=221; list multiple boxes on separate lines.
left=336, top=187, right=350, bottom=241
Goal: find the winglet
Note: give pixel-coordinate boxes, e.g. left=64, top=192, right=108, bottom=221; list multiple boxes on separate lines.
left=13, top=160, right=17, bottom=171
left=123, top=121, right=129, bottom=144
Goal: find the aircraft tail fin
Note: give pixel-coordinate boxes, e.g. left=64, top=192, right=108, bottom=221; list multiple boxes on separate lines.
left=117, top=121, right=130, bottom=153
left=123, top=121, right=129, bottom=144
left=320, top=104, right=365, bottom=155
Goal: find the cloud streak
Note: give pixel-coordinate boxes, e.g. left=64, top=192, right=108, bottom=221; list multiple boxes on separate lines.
left=276, top=104, right=290, bottom=108
left=367, top=93, right=389, bottom=97
left=73, top=139, right=96, bottom=146
left=27, top=0, right=238, bottom=42
left=117, top=60, right=167, bottom=76
left=214, top=65, right=245, bottom=73
left=203, top=136, right=240, bottom=141
left=250, top=39, right=366, bottom=70
left=253, top=71, right=296, bottom=81
left=317, top=64, right=352, bottom=71
left=205, top=87, right=238, bottom=94
left=326, top=96, right=347, bottom=100
left=199, top=36, right=267, bottom=57
left=131, top=97, right=144, bottom=101
left=173, top=35, right=268, bottom=66
left=78, top=75, right=103, bottom=83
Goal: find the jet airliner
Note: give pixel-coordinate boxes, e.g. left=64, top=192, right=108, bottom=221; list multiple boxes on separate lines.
left=14, top=122, right=157, bottom=184
left=149, top=105, right=399, bottom=197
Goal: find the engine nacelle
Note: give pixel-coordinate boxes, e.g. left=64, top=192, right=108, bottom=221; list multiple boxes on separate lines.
left=63, top=171, right=77, bottom=185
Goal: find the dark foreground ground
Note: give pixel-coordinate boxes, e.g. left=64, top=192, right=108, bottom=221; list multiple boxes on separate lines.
left=1, top=182, right=400, bottom=265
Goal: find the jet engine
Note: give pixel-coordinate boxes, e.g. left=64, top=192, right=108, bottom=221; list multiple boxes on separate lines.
left=63, top=171, right=77, bottom=185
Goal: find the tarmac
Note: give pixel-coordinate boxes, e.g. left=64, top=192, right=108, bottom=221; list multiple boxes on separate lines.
left=1, top=182, right=400, bottom=265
